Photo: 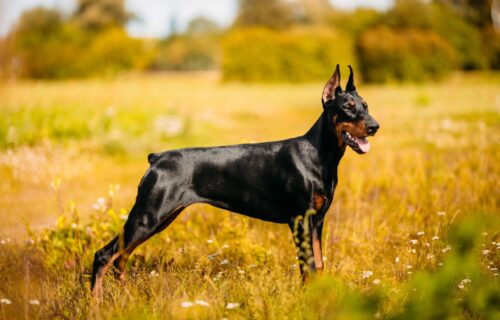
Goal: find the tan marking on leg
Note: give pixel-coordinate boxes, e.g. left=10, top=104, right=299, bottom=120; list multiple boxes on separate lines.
left=92, top=252, right=122, bottom=302
left=313, top=193, right=325, bottom=212
left=312, top=227, right=324, bottom=272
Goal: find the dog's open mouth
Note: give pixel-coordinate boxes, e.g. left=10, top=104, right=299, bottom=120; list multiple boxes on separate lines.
left=341, top=131, right=370, bottom=154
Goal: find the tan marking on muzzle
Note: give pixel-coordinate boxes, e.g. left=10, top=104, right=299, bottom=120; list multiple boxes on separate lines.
left=334, top=118, right=367, bottom=148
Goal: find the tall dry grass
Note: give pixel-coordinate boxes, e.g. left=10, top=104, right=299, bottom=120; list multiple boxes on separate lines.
left=0, top=71, right=498, bottom=319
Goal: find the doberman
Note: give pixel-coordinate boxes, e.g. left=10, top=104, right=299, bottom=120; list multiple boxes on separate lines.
left=91, top=65, right=379, bottom=297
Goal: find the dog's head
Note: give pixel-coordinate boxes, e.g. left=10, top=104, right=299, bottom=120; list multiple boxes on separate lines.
left=321, top=65, right=379, bottom=154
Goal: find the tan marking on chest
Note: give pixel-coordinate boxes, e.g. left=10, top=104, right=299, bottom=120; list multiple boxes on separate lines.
left=313, top=193, right=325, bottom=212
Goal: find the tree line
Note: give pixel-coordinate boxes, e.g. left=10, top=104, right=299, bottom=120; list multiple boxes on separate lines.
left=0, top=0, right=498, bottom=82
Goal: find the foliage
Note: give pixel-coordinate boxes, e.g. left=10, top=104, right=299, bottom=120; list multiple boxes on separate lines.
left=149, top=35, right=220, bottom=71
left=222, top=27, right=355, bottom=82
left=382, top=0, right=487, bottom=70
left=1, top=5, right=148, bottom=79
left=73, top=0, right=132, bottom=32
left=357, top=27, right=458, bottom=82
left=436, top=0, right=495, bottom=29
left=81, top=28, right=150, bottom=75
left=233, top=0, right=293, bottom=30
left=6, top=8, right=83, bottom=78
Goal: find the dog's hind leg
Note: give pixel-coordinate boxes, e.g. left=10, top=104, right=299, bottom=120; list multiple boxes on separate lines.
left=91, top=204, right=184, bottom=299
left=91, top=168, right=186, bottom=299
left=112, top=206, right=184, bottom=282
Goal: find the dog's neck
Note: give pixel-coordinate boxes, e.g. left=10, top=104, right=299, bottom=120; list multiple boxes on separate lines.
left=305, top=111, right=345, bottom=166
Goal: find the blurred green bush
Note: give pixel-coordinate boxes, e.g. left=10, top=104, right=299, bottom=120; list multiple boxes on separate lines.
left=222, top=27, right=355, bottom=82
left=357, top=27, right=457, bottom=82
left=81, top=28, right=149, bottom=76
left=149, top=35, right=219, bottom=71
left=1, top=7, right=150, bottom=79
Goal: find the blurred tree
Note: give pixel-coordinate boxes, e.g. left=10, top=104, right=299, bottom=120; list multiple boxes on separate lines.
left=73, top=0, right=132, bottom=32
left=382, top=0, right=487, bottom=69
left=234, top=0, right=293, bottom=29
left=436, top=0, right=494, bottom=29
left=7, top=7, right=76, bottom=78
left=288, top=0, right=333, bottom=25
left=357, top=27, right=458, bottom=82
left=186, top=17, right=221, bottom=36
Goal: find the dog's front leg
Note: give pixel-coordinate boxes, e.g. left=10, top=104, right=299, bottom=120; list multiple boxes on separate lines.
left=311, top=218, right=324, bottom=272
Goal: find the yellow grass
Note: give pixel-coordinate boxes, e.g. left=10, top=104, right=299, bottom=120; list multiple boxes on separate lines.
left=0, top=71, right=498, bottom=319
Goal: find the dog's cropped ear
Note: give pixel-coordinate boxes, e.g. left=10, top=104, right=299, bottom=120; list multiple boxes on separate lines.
left=322, top=64, right=342, bottom=105
left=346, top=65, right=356, bottom=92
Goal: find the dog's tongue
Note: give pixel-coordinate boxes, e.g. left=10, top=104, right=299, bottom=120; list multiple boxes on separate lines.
left=355, top=137, right=370, bottom=153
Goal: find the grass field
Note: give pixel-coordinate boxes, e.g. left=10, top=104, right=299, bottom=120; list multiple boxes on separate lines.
left=0, top=71, right=499, bottom=319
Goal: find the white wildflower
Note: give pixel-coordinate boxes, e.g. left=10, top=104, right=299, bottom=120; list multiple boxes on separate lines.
left=207, top=252, right=219, bottom=260
left=206, top=239, right=214, bottom=244
left=432, top=236, right=439, bottom=241
left=154, top=115, right=185, bottom=138
left=409, top=239, right=418, bottom=245
left=226, top=302, right=240, bottom=309
left=406, top=265, right=413, bottom=269
left=220, top=259, right=229, bottom=265
left=71, top=223, right=78, bottom=229
left=181, top=301, right=193, bottom=308
left=458, top=278, right=471, bottom=290
left=426, top=254, right=435, bottom=260
left=150, top=270, right=158, bottom=277
left=92, top=197, right=106, bottom=211
left=437, top=211, right=446, bottom=217
left=372, top=279, right=381, bottom=285
left=0, top=298, right=11, bottom=305
left=361, top=270, right=373, bottom=279
left=195, top=300, right=209, bottom=307
left=28, top=299, right=40, bottom=305
left=221, top=244, right=230, bottom=249
left=395, top=256, right=400, bottom=263
left=482, top=250, right=490, bottom=256
left=417, top=231, right=425, bottom=236
left=442, top=245, right=452, bottom=253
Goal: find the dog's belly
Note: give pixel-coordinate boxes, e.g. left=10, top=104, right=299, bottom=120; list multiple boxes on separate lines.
left=207, top=202, right=291, bottom=223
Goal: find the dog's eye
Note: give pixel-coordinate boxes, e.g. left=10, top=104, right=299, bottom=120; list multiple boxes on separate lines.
left=341, top=103, right=357, bottom=118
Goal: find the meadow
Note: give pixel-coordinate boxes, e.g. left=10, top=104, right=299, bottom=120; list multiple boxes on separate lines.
left=0, top=71, right=499, bottom=319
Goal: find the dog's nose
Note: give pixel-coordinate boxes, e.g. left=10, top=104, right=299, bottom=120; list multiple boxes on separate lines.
left=366, top=122, right=379, bottom=136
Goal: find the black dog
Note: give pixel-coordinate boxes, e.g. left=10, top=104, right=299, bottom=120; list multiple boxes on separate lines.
left=91, top=65, right=379, bottom=297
